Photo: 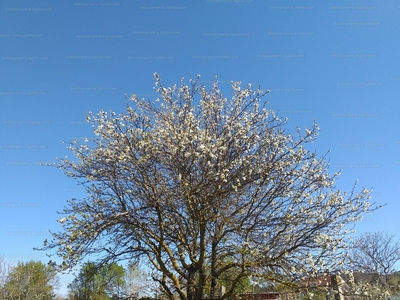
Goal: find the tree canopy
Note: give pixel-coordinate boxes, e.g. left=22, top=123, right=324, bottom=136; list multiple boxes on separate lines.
left=68, top=262, right=126, bottom=300
left=41, top=74, right=376, bottom=300
left=2, top=260, right=59, bottom=300
left=350, top=231, right=400, bottom=290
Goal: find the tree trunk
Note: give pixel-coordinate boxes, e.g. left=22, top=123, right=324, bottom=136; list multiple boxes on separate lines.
left=197, top=220, right=207, bottom=300
left=210, top=239, right=219, bottom=299
left=187, top=270, right=194, bottom=300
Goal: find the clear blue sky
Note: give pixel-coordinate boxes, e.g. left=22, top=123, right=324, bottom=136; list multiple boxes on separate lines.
left=1, top=0, right=399, bottom=296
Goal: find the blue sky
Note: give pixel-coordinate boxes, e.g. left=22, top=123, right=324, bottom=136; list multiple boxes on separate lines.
left=1, top=0, right=399, bottom=296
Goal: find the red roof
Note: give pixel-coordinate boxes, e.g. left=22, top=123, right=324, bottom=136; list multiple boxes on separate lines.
left=235, top=293, right=280, bottom=300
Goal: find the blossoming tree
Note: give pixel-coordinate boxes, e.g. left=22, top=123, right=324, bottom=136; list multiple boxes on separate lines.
left=350, top=231, right=400, bottom=290
left=41, top=74, right=376, bottom=300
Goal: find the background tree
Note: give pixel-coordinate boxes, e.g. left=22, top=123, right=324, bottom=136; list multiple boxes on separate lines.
left=350, top=231, right=400, bottom=287
left=124, top=264, right=160, bottom=299
left=0, top=256, right=14, bottom=299
left=217, top=260, right=251, bottom=295
left=41, top=74, right=376, bottom=300
left=68, top=262, right=126, bottom=300
left=3, top=260, right=59, bottom=300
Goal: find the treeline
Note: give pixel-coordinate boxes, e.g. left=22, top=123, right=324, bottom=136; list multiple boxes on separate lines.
left=0, top=258, right=158, bottom=300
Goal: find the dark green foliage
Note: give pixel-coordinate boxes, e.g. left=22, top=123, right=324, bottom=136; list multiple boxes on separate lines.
left=68, top=262, right=126, bottom=300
